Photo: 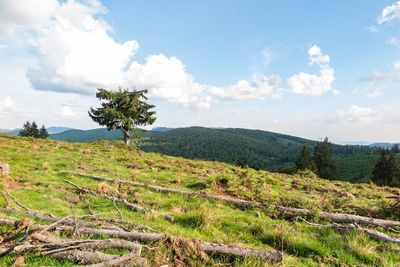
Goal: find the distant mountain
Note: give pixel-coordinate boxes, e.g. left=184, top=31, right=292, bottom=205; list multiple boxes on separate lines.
left=50, top=128, right=123, bottom=142
left=369, top=143, right=399, bottom=149
left=47, top=127, right=74, bottom=135
left=0, top=126, right=73, bottom=136
left=0, top=129, right=20, bottom=136
left=150, top=127, right=173, bottom=132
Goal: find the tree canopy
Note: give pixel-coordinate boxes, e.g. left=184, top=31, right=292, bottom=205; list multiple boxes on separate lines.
left=19, top=121, right=48, bottom=139
left=89, top=88, right=156, bottom=145
left=313, top=137, right=338, bottom=180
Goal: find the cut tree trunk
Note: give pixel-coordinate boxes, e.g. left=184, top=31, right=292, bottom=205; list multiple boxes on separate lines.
left=61, top=171, right=400, bottom=228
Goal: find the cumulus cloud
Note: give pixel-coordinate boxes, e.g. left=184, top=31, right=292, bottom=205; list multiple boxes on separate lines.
left=378, top=1, right=400, bottom=25
left=0, top=96, right=16, bottom=113
left=327, top=105, right=380, bottom=123
left=0, top=0, right=59, bottom=34
left=287, top=45, right=335, bottom=95
left=0, top=0, right=285, bottom=109
left=60, top=105, right=77, bottom=118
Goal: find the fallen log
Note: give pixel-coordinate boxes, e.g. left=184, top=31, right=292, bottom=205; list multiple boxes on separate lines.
left=31, top=232, right=142, bottom=253
left=0, top=209, right=282, bottom=261
left=332, top=224, right=400, bottom=244
left=50, top=249, right=116, bottom=264
left=79, top=251, right=146, bottom=267
left=57, top=226, right=283, bottom=261
left=62, top=171, right=400, bottom=228
left=277, top=206, right=400, bottom=228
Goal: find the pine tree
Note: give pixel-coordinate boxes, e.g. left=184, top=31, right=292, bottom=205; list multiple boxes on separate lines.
left=89, top=88, right=156, bottom=145
left=295, top=145, right=316, bottom=171
left=19, top=121, right=31, bottom=137
left=391, top=144, right=400, bottom=154
left=387, top=152, right=399, bottom=185
left=372, top=149, right=389, bottom=186
left=371, top=149, right=399, bottom=186
left=39, top=125, right=49, bottom=139
left=313, top=137, right=338, bottom=179
left=30, top=121, right=39, bottom=138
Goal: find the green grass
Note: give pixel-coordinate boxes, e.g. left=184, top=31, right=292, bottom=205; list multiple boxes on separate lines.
left=0, top=134, right=399, bottom=266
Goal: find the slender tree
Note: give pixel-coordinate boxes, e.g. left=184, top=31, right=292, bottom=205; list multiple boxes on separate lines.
left=391, top=144, right=400, bottom=154
left=89, top=88, right=156, bottom=145
left=39, top=125, right=49, bottom=139
left=371, top=149, right=399, bottom=186
left=295, top=145, right=316, bottom=171
left=30, top=121, right=39, bottom=137
left=19, top=121, right=31, bottom=137
left=313, top=137, right=338, bottom=179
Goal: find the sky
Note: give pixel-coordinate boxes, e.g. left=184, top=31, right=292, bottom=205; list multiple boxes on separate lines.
left=0, top=0, right=400, bottom=142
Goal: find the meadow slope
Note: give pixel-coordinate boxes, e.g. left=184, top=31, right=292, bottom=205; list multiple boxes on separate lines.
left=0, top=134, right=399, bottom=266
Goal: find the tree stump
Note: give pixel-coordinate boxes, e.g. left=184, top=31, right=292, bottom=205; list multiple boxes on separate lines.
left=0, top=162, right=10, bottom=178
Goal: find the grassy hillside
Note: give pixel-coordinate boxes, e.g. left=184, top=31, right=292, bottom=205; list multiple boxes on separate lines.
left=0, top=134, right=399, bottom=266
left=50, top=126, right=380, bottom=182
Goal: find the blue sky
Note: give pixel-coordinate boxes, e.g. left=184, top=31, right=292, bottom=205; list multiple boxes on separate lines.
left=0, top=0, right=400, bottom=142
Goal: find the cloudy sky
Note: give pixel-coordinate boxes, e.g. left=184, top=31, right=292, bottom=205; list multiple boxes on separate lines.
left=0, top=0, right=399, bottom=142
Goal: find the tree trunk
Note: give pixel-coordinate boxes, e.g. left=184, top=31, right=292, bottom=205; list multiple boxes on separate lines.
left=123, top=130, right=130, bottom=145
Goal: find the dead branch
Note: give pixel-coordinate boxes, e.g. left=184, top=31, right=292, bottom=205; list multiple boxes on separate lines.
left=62, top=171, right=400, bottom=228
left=63, top=179, right=149, bottom=213
left=0, top=191, right=10, bottom=207
left=6, top=190, right=30, bottom=211
left=296, top=217, right=400, bottom=244
left=112, top=197, right=123, bottom=220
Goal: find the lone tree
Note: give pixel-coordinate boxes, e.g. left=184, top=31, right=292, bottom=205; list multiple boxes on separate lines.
left=89, top=88, right=156, bottom=145
left=295, top=145, right=316, bottom=171
left=313, top=137, right=338, bottom=179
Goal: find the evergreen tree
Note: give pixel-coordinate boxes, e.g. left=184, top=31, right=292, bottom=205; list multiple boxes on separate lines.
left=391, top=144, right=400, bottom=154
left=387, top=152, right=399, bottom=185
left=295, top=145, right=316, bottom=171
left=39, top=125, right=49, bottom=139
left=30, top=121, right=39, bottom=138
left=89, top=88, right=156, bottom=145
left=371, top=149, right=399, bottom=186
left=313, top=137, right=338, bottom=179
left=19, top=121, right=31, bottom=137
left=372, top=149, right=389, bottom=186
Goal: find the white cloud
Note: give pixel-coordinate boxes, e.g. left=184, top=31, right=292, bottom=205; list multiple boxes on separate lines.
left=388, top=36, right=400, bottom=47
left=0, top=0, right=59, bottom=34
left=208, top=74, right=283, bottom=101
left=363, top=60, right=400, bottom=82
left=261, top=48, right=273, bottom=66
left=366, top=88, right=382, bottom=98
left=378, top=1, right=400, bottom=25
left=287, top=45, right=335, bottom=95
left=365, top=25, right=379, bottom=32
left=0, top=96, right=16, bottom=113
left=0, top=0, right=284, bottom=110
left=328, top=105, right=380, bottom=123
left=59, top=105, right=77, bottom=118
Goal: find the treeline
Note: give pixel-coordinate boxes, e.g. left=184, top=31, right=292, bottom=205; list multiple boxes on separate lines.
left=296, top=139, right=400, bottom=186
left=19, top=121, right=49, bottom=139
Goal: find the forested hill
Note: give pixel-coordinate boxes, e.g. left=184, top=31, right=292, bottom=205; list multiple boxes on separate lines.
left=140, top=127, right=378, bottom=182
left=142, top=127, right=315, bottom=169
left=50, top=126, right=380, bottom=182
